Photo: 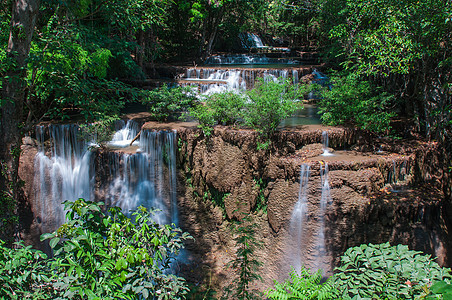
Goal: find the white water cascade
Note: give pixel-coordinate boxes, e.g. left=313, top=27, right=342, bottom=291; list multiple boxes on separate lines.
left=321, top=131, right=334, bottom=156
left=34, top=125, right=94, bottom=232
left=183, top=67, right=292, bottom=95
left=289, top=164, right=311, bottom=273
left=314, top=162, right=331, bottom=272
left=34, top=122, right=180, bottom=234
left=106, top=130, right=179, bottom=225
left=108, top=119, right=140, bottom=148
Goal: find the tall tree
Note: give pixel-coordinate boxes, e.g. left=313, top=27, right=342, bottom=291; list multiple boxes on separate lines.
left=0, top=0, right=40, bottom=243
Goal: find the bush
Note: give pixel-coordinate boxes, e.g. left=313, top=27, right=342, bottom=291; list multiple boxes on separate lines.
left=188, top=91, right=246, bottom=137
left=142, top=86, right=196, bottom=122
left=41, top=198, right=192, bottom=299
left=266, top=267, right=337, bottom=300
left=0, top=240, right=51, bottom=299
left=244, top=78, right=302, bottom=143
left=317, top=72, right=395, bottom=133
left=189, top=80, right=306, bottom=146
left=334, top=243, right=451, bottom=299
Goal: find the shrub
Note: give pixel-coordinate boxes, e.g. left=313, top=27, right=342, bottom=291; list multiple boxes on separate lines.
left=188, top=91, right=246, bottom=137
left=78, top=115, right=119, bottom=148
left=317, top=72, right=395, bottom=133
left=188, top=102, right=216, bottom=137
left=222, top=217, right=263, bottom=300
left=189, top=80, right=306, bottom=146
left=206, top=91, right=246, bottom=126
left=142, top=86, right=196, bottom=122
left=244, top=78, right=302, bottom=143
left=41, top=198, right=192, bottom=299
left=266, top=267, right=337, bottom=300
left=0, top=240, right=51, bottom=299
left=334, top=243, right=451, bottom=299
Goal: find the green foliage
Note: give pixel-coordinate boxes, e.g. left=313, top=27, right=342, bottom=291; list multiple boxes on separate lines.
left=189, top=80, right=303, bottom=144
left=26, top=21, right=142, bottom=122
left=327, top=0, right=451, bottom=78
left=41, top=198, right=191, bottom=299
left=425, top=280, right=452, bottom=299
left=188, top=91, right=246, bottom=137
left=222, top=216, right=263, bottom=300
left=323, top=0, right=451, bottom=138
left=253, top=178, right=267, bottom=213
left=317, top=72, right=395, bottom=133
left=204, top=91, right=246, bottom=126
left=266, top=267, right=337, bottom=300
left=334, top=243, right=452, bottom=299
left=244, top=78, right=302, bottom=142
left=79, top=115, right=120, bottom=148
left=188, top=102, right=216, bottom=137
left=142, top=86, right=197, bottom=122
left=0, top=240, right=51, bottom=299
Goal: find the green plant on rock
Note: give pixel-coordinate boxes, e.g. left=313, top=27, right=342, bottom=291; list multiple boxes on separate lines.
left=188, top=91, right=245, bottom=137
left=0, top=240, right=52, bottom=299
left=78, top=115, right=120, bottom=148
left=204, top=91, right=246, bottom=126
left=266, top=266, right=337, bottom=300
left=188, top=101, right=216, bottom=137
left=317, top=72, right=396, bottom=133
left=222, top=216, right=263, bottom=300
left=142, top=86, right=197, bottom=122
left=334, top=243, right=451, bottom=299
left=244, top=78, right=302, bottom=145
left=41, top=198, right=192, bottom=300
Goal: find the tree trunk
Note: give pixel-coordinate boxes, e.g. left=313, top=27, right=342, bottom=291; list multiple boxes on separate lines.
left=0, top=0, right=40, bottom=244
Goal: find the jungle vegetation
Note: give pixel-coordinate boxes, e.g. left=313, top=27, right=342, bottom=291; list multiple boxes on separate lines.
left=0, top=0, right=451, bottom=298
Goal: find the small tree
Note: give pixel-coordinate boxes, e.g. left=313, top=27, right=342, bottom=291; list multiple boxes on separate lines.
left=244, top=79, right=303, bottom=148
left=266, top=267, right=337, bottom=300
left=222, top=216, right=263, bottom=300
left=42, top=198, right=192, bottom=299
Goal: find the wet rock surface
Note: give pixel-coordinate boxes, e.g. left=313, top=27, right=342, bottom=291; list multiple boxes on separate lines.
left=18, top=123, right=451, bottom=297
left=175, top=125, right=451, bottom=294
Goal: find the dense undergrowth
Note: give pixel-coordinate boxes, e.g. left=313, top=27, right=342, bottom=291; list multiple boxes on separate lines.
left=1, top=200, right=451, bottom=299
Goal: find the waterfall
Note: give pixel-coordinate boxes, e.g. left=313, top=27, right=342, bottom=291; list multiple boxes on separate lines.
left=314, top=162, right=331, bottom=272
left=292, top=70, right=299, bottom=85
left=239, top=33, right=265, bottom=49
left=34, top=122, right=179, bottom=234
left=106, top=130, right=178, bottom=225
left=34, top=125, right=94, bottom=232
left=289, top=164, right=311, bottom=273
left=321, top=131, right=334, bottom=156
left=109, top=119, right=140, bottom=148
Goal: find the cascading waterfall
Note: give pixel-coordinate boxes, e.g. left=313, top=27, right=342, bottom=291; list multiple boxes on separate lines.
left=204, top=54, right=299, bottom=65
left=34, top=121, right=179, bottom=234
left=106, top=130, right=178, bottom=225
left=292, top=70, right=299, bottom=85
left=314, top=162, right=331, bottom=272
left=321, top=131, right=334, bottom=156
left=109, top=119, right=140, bottom=148
left=289, top=164, right=311, bottom=273
left=34, top=125, right=94, bottom=232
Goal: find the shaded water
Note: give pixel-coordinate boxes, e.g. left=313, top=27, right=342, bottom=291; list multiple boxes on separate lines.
left=289, top=164, right=311, bottom=273
left=34, top=125, right=94, bottom=232
left=106, top=130, right=178, bottom=225
left=34, top=123, right=179, bottom=232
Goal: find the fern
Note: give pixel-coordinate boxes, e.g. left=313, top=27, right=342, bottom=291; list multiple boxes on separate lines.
left=266, top=266, right=337, bottom=300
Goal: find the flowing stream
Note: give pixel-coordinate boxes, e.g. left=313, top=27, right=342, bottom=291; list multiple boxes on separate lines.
left=34, top=122, right=179, bottom=232
left=289, top=164, right=311, bottom=273
left=34, top=125, right=94, bottom=232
